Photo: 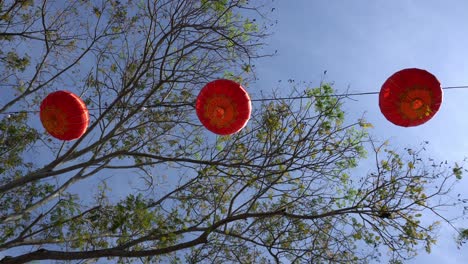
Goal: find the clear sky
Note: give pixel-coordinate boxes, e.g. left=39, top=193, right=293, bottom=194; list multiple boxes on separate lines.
left=252, top=1, right=468, bottom=263
left=2, top=1, right=467, bottom=263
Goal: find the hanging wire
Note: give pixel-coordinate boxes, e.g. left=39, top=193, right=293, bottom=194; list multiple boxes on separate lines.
left=2, top=85, right=468, bottom=116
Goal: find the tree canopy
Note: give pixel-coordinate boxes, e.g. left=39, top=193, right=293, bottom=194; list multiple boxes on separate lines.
left=0, top=0, right=465, bottom=263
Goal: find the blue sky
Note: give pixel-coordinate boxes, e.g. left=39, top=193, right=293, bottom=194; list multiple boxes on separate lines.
left=252, top=1, right=468, bottom=263
left=2, top=1, right=468, bottom=263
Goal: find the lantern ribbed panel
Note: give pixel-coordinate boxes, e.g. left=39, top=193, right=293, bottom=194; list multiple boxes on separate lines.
left=379, top=68, right=442, bottom=127
left=40, top=90, right=89, bottom=140
left=196, top=79, right=251, bottom=135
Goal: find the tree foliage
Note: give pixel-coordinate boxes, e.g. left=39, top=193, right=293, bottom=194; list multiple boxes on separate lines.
left=0, top=0, right=465, bottom=263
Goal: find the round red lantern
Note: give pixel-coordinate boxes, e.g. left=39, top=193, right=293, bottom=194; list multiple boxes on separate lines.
left=379, top=68, right=442, bottom=127
left=196, top=79, right=251, bottom=135
left=40, top=90, right=89, bottom=140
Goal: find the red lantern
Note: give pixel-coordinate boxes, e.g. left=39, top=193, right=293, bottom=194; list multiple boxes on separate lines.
left=40, top=90, right=89, bottom=140
left=379, top=68, right=442, bottom=127
left=196, top=79, right=251, bottom=135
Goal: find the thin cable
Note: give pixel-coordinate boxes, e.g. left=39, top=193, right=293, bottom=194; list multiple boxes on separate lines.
left=440, top=85, right=468, bottom=90
left=2, top=85, right=468, bottom=115
left=251, top=91, right=380, bottom=102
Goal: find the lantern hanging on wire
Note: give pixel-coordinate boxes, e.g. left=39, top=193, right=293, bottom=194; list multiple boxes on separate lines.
left=379, top=68, right=442, bottom=127
left=196, top=79, right=252, bottom=135
left=40, top=90, right=89, bottom=140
